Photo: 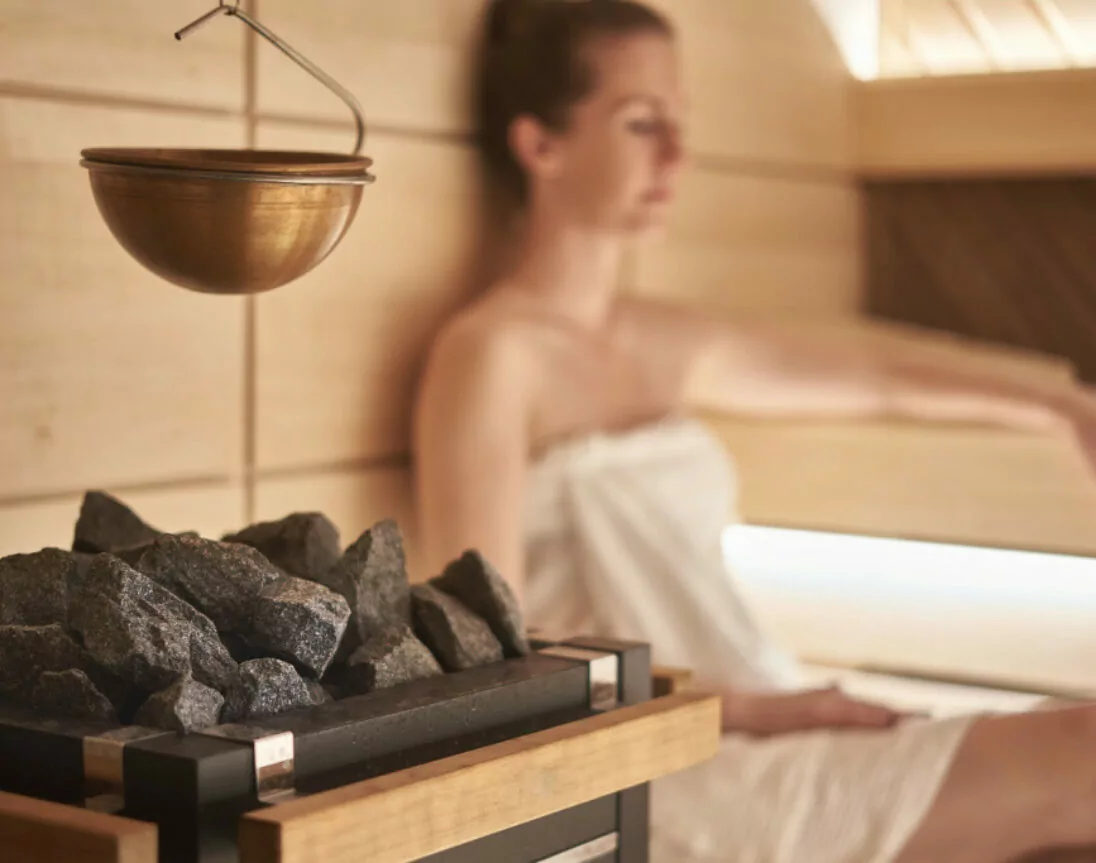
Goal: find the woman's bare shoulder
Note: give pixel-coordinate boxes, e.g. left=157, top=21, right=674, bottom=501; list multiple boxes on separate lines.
left=418, top=294, right=542, bottom=405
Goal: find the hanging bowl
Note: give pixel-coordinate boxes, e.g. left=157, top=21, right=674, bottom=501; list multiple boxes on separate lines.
left=81, top=148, right=375, bottom=296
left=80, top=2, right=376, bottom=296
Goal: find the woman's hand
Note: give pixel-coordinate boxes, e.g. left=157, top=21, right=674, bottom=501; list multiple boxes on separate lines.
left=721, top=686, right=910, bottom=738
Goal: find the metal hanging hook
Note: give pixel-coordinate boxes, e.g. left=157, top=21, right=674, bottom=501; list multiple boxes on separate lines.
left=174, top=2, right=366, bottom=155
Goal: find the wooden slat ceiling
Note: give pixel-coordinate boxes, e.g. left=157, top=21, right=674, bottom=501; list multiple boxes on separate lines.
left=881, top=0, right=1096, bottom=76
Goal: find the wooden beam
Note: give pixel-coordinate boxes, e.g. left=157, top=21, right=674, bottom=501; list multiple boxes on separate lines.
left=239, top=691, right=722, bottom=863
left=855, top=68, right=1096, bottom=177
left=0, top=791, right=157, bottom=863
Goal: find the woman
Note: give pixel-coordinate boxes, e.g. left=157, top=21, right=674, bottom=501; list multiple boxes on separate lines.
left=413, top=1, right=1096, bottom=860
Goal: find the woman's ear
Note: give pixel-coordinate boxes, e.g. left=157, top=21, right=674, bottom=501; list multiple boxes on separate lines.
left=509, top=114, right=564, bottom=184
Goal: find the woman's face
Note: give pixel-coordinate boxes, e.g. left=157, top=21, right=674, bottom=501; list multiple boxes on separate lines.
left=528, top=30, right=686, bottom=235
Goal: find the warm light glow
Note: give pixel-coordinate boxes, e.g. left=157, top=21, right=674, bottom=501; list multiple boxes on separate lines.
left=812, top=0, right=881, bottom=80
left=722, top=524, right=1096, bottom=694
left=875, top=0, right=1096, bottom=78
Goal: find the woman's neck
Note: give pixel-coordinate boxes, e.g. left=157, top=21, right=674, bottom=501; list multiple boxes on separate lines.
left=499, top=211, right=625, bottom=331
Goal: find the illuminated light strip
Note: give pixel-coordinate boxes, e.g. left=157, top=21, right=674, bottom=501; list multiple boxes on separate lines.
left=721, top=524, right=1096, bottom=695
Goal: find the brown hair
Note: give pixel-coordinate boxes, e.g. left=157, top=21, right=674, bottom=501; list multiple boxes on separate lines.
left=474, top=0, right=673, bottom=205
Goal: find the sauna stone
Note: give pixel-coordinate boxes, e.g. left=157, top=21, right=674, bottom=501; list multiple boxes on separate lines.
left=223, top=512, right=342, bottom=581
left=0, top=548, right=73, bottom=627
left=134, top=678, right=225, bottom=733
left=248, top=576, right=350, bottom=678
left=411, top=584, right=504, bottom=672
left=432, top=550, right=530, bottom=658
left=71, top=556, right=237, bottom=693
left=0, top=490, right=534, bottom=729
left=73, top=490, right=163, bottom=555
left=344, top=625, right=442, bottom=694
left=0, top=624, right=84, bottom=697
left=305, top=679, right=334, bottom=706
left=221, top=658, right=314, bottom=722
left=31, top=669, right=116, bottom=723
left=320, top=520, right=411, bottom=652
left=134, top=535, right=281, bottom=634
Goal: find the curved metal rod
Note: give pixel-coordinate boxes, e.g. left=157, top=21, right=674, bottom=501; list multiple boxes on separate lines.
left=173, top=4, right=366, bottom=155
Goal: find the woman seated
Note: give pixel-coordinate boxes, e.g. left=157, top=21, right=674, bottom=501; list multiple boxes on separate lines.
left=413, top=1, right=1096, bottom=860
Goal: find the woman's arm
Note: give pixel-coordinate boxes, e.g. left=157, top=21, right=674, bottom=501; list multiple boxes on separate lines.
left=412, top=321, right=532, bottom=600
left=679, top=314, right=1074, bottom=433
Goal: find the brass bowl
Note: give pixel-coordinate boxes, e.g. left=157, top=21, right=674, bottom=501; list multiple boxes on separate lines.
left=80, top=148, right=375, bottom=296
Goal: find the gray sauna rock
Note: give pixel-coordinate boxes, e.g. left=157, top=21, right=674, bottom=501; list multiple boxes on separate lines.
left=134, top=678, right=225, bottom=733
left=31, top=669, right=117, bottom=723
left=73, top=491, right=162, bottom=555
left=0, top=622, right=145, bottom=720
left=69, top=552, right=98, bottom=602
left=114, top=543, right=154, bottom=568
left=320, top=520, right=410, bottom=656
left=344, top=626, right=442, bottom=695
left=305, top=679, right=334, bottom=706
left=431, top=551, right=530, bottom=658
left=133, top=535, right=281, bottom=634
left=0, top=623, right=85, bottom=697
left=221, top=658, right=314, bottom=722
left=411, top=584, right=503, bottom=672
left=248, top=576, right=350, bottom=678
left=0, top=548, right=73, bottom=627
left=222, top=513, right=342, bottom=582
left=71, top=555, right=237, bottom=693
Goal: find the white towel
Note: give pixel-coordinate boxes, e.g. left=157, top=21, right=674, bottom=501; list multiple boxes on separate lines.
left=522, top=417, right=973, bottom=862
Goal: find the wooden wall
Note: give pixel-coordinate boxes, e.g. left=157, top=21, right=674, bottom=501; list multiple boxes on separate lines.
left=632, top=0, right=860, bottom=318
left=866, top=177, right=1096, bottom=382
left=815, top=69, right=1096, bottom=557
left=0, top=0, right=862, bottom=573
left=0, top=0, right=251, bottom=555
left=855, top=68, right=1096, bottom=179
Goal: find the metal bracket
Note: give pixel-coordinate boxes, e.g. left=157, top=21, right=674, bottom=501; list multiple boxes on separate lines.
left=173, top=1, right=367, bottom=155
left=82, top=725, right=170, bottom=813
left=539, top=644, right=620, bottom=712
left=199, top=724, right=298, bottom=805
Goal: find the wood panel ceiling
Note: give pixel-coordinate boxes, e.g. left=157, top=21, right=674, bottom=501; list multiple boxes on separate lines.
left=880, top=0, right=1096, bottom=76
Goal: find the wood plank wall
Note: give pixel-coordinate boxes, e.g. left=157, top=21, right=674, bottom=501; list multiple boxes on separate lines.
left=839, top=70, right=1096, bottom=556
left=866, top=177, right=1096, bottom=382
left=0, top=0, right=862, bottom=573
left=855, top=69, right=1096, bottom=179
